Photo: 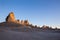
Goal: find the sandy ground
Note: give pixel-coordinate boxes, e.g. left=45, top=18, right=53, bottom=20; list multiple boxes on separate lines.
left=0, top=31, right=60, bottom=40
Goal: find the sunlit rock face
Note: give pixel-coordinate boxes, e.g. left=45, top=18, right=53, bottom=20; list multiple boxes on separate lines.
left=6, top=12, right=16, bottom=23
left=5, top=12, right=29, bottom=25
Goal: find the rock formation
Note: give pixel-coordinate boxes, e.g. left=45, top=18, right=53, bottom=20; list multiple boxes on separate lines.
left=21, top=20, right=29, bottom=26
left=16, top=20, right=21, bottom=24
left=24, top=20, right=29, bottom=26
left=6, top=12, right=16, bottom=23
left=5, top=12, right=29, bottom=25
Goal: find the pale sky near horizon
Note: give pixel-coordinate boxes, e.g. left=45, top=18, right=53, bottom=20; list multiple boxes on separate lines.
left=0, top=0, right=60, bottom=28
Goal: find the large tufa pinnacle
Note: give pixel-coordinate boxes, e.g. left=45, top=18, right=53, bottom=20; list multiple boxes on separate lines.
left=5, top=12, right=29, bottom=25
left=6, top=12, right=16, bottom=23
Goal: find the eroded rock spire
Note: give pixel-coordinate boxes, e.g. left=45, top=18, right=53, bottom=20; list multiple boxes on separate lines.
left=6, top=12, right=16, bottom=23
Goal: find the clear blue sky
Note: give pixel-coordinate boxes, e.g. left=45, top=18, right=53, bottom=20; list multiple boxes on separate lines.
left=0, top=0, right=60, bottom=28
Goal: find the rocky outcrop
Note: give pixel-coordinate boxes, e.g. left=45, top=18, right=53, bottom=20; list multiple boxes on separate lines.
left=5, top=12, right=29, bottom=26
left=21, top=20, right=29, bottom=26
left=6, top=12, right=16, bottom=23
left=23, top=20, right=29, bottom=26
